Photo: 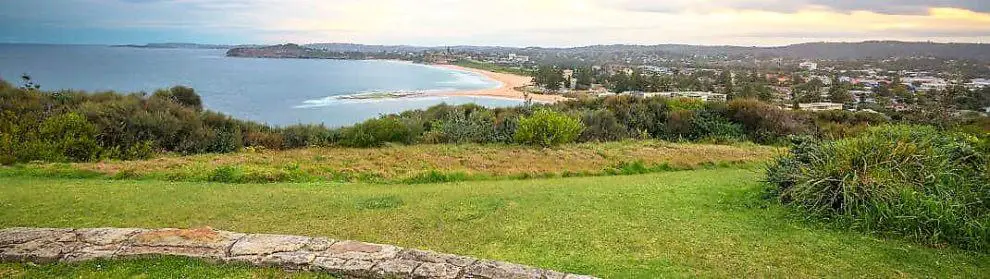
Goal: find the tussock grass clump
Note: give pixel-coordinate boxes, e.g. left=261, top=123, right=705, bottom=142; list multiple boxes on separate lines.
left=766, top=125, right=990, bottom=251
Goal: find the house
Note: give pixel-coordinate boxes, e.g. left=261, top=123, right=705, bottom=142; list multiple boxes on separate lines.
left=799, top=61, right=818, bottom=71
left=966, top=78, right=990, bottom=90
left=629, top=91, right=727, bottom=102
left=589, top=84, right=608, bottom=93
left=798, top=102, right=843, bottom=111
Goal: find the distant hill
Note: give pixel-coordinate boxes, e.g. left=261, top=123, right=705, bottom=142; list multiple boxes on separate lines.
left=114, top=43, right=261, bottom=49
left=536, top=41, right=990, bottom=61
left=766, top=41, right=990, bottom=61
left=224, top=41, right=990, bottom=62
left=226, top=43, right=346, bottom=59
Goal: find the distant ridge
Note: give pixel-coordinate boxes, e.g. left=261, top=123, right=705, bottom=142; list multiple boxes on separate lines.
left=116, top=41, right=990, bottom=62
left=113, top=43, right=262, bottom=49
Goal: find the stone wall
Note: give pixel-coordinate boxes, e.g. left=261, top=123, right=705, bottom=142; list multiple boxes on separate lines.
left=0, top=227, right=599, bottom=279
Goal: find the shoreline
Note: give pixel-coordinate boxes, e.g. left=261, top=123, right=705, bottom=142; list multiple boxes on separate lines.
left=428, top=64, right=571, bottom=104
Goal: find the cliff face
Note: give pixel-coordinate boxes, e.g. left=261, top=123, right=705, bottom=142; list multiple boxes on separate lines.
left=226, top=44, right=336, bottom=59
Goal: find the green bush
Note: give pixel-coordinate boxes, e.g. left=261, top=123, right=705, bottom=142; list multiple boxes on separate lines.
left=38, top=113, right=102, bottom=162
left=152, top=86, right=203, bottom=111
left=514, top=109, right=584, bottom=147
left=727, top=99, right=807, bottom=144
left=578, top=109, right=632, bottom=142
left=281, top=124, right=338, bottom=148
left=340, top=116, right=414, bottom=148
left=766, top=125, right=990, bottom=251
left=426, top=108, right=500, bottom=144
left=208, top=166, right=243, bottom=183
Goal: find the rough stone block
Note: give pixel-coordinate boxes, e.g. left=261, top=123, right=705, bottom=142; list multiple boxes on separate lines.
left=371, top=258, right=420, bottom=278
left=262, top=251, right=318, bottom=268
left=116, top=228, right=244, bottom=259
left=398, top=248, right=477, bottom=267
left=462, top=260, right=544, bottom=279
left=323, top=240, right=400, bottom=261
left=412, top=262, right=462, bottom=279
left=229, top=234, right=311, bottom=256
left=0, top=228, right=73, bottom=247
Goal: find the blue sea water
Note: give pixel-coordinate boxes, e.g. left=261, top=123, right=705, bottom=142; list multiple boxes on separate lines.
left=0, top=44, right=522, bottom=126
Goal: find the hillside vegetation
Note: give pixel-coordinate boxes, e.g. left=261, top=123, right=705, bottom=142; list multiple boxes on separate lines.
left=2, top=141, right=777, bottom=184
left=767, top=125, right=990, bottom=252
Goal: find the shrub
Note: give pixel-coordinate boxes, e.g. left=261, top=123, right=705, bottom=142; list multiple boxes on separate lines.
left=281, top=124, right=338, bottom=148
left=578, top=109, right=632, bottom=142
left=208, top=166, right=242, bottom=183
left=38, top=113, right=102, bottom=162
left=244, top=131, right=285, bottom=149
left=340, top=116, right=414, bottom=147
left=727, top=99, right=807, bottom=144
left=691, top=110, right=745, bottom=143
left=426, top=108, right=500, bottom=144
left=152, top=86, right=203, bottom=111
left=514, top=109, right=584, bottom=147
left=665, top=97, right=705, bottom=111
left=766, top=125, right=990, bottom=251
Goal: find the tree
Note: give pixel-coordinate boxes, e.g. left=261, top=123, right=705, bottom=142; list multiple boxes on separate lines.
left=574, top=67, right=594, bottom=90
left=828, top=83, right=853, bottom=104
left=532, top=66, right=565, bottom=92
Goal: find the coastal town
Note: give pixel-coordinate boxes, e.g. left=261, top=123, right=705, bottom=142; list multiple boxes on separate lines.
left=423, top=48, right=990, bottom=115
left=226, top=42, right=990, bottom=116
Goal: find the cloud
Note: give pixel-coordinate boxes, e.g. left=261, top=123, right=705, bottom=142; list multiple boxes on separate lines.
left=1, top=0, right=989, bottom=46
left=614, top=0, right=990, bottom=14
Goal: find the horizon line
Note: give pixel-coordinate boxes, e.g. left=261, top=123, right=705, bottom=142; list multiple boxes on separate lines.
left=1, top=39, right=987, bottom=49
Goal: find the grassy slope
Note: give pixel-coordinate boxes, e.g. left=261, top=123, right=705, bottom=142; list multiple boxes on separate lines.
left=1, top=141, right=778, bottom=183
left=0, top=256, right=332, bottom=278
left=1, top=169, right=985, bottom=278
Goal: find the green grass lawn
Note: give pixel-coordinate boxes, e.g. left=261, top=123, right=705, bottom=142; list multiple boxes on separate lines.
left=1, top=169, right=987, bottom=278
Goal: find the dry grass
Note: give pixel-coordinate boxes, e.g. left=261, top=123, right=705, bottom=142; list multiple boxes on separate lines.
left=10, top=141, right=780, bottom=183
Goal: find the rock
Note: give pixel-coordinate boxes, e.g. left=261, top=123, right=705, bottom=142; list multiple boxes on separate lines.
left=312, top=256, right=349, bottom=270
left=0, top=227, right=601, bottom=279
left=312, top=257, right=375, bottom=277
left=262, top=251, right=318, bottom=268
left=74, top=228, right=144, bottom=245
left=323, top=240, right=400, bottom=261
left=462, top=260, right=544, bottom=279
left=338, top=259, right=376, bottom=277
left=371, top=258, right=421, bottom=278
left=116, top=228, right=244, bottom=259
left=398, top=248, right=477, bottom=267
left=412, top=262, right=463, bottom=279
left=229, top=234, right=311, bottom=256
left=0, top=228, right=73, bottom=246
left=304, top=237, right=336, bottom=252
left=1, top=239, right=81, bottom=263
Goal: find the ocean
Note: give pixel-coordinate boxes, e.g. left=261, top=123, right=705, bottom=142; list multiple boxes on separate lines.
left=0, top=44, right=522, bottom=126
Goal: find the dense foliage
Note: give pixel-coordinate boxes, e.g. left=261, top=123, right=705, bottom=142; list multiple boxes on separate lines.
left=766, top=126, right=990, bottom=251
left=3, top=81, right=987, bottom=165
left=0, top=82, right=330, bottom=164
left=514, top=109, right=584, bottom=147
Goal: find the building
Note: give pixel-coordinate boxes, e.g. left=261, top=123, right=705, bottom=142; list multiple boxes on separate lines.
left=902, top=77, right=948, bottom=92
left=799, top=61, right=818, bottom=71
left=798, top=102, right=843, bottom=111
left=627, top=91, right=727, bottom=102
left=966, top=78, right=990, bottom=90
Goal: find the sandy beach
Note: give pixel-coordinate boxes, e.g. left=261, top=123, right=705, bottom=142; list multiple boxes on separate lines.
left=431, top=64, right=570, bottom=103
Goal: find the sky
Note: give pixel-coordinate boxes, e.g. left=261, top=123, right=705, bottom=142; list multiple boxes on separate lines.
left=1, top=0, right=989, bottom=47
